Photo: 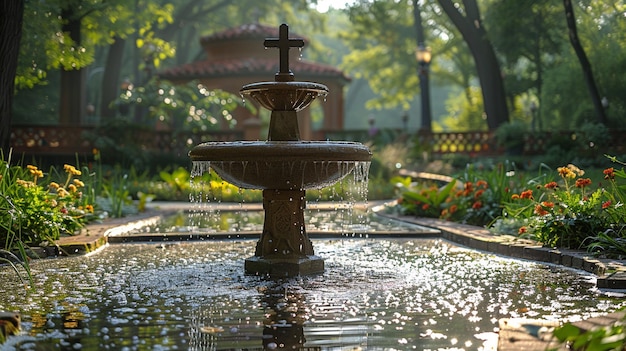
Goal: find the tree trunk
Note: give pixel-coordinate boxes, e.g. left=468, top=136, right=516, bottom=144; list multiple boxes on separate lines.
left=562, top=0, right=607, bottom=124
left=100, top=37, right=126, bottom=120
left=59, top=9, right=86, bottom=126
left=0, top=0, right=24, bottom=155
left=438, top=0, right=509, bottom=130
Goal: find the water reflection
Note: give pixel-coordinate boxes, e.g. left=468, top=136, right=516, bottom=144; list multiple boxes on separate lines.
left=1, top=239, right=624, bottom=350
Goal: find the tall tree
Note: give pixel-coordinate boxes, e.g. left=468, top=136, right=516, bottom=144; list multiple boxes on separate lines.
left=0, top=0, right=24, bottom=154
left=563, top=0, right=607, bottom=124
left=437, top=0, right=509, bottom=130
left=485, top=0, right=564, bottom=130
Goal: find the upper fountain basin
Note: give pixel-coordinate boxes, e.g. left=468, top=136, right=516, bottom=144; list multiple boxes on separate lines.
left=240, top=81, right=328, bottom=112
left=189, top=141, right=372, bottom=190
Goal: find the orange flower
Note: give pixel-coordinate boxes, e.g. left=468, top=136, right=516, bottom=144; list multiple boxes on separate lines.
left=534, top=204, right=549, bottom=216
left=476, top=180, right=488, bottom=188
left=474, top=189, right=485, bottom=199
left=520, top=189, right=534, bottom=200
left=511, top=194, right=520, bottom=200
left=602, top=201, right=611, bottom=209
left=422, top=203, right=430, bottom=211
left=604, top=168, right=615, bottom=180
left=575, top=178, right=592, bottom=188
left=541, top=201, right=554, bottom=208
left=518, top=226, right=528, bottom=234
left=544, top=181, right=558, bottom=190
left=472, top=201, right=482, bottom=209
left=441, top=209, right=448, bottom=217
left=449, top=204, right=458, bottom=214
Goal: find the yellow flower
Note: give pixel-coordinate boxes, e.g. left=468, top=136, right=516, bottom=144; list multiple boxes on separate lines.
left=68, top=184, right=77, bottom=193
left=567, top=164, right=584, bottom=177
left=49, top=182, right=60, bottom=189
left=57, top=187, right=69, bottom=197
left=17, top=179, right=35, bottom=188
left=557, top=166, right=576, bottom=179
left=64, top=164, right=81, bottom=176
left=73, top=179, right=85, bottom=188
left=26, top=165, right=38, bottom=171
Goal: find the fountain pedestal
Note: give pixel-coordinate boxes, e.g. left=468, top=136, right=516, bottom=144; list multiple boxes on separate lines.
left=244, top=189, right=324, bottom=276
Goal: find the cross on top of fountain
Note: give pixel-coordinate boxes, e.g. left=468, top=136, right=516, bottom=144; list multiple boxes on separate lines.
left=264, top=23, right=304, bottom=82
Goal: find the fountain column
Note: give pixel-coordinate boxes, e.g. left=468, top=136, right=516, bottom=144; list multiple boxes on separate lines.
left=245, top=189, right=323, bottom=276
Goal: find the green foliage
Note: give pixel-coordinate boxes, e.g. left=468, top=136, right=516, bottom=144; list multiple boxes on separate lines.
left=0, top=157, right=98, bottom=252
left=15, top=0, right=173, bottom=89
left=447, top=161, right=533, bottom=226
left=98, top=171, right=135, bottom=218
left=494, top=120, right=529, bottom=152
left=341, top=0, right=427, bottom=111
left=393, top=177, right=458, bottom=218
left=550, top=318, right=626, bottom=351
left=115, top=78, right=243, bottom=132
left=440, top=86, right=487, bottom=131
left=495, top=159, right=626, bottom=255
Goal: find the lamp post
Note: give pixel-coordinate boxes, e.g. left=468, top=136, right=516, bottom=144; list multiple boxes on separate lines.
left=402, top=112, right=409, bottom=130
left=415, top=45, right=432, bottom=133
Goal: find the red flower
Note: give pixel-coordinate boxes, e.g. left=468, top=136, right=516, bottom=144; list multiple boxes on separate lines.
left=602, top=201, right=612, bottom=209
left=472, top=201, right=482, bottom=209
left=422, top=203, right=430, bottom=211
left=575, top=178, right=592, bottom=188
left=604, top=168, right=615, bottom=180
left=544, top=181, right=558, bottom=190
left=520, top=189, right=534, bottom=200
left=534, top=204, right=549, bottom=216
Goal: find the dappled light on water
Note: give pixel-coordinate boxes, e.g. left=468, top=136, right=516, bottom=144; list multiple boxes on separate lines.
left=1, top=239, right=623, bottom=350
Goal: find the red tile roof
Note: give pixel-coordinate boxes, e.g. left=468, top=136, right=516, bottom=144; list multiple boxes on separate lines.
left=159, top=23, right=349, bottom=83
left=159, top=57, right=349, bottom=81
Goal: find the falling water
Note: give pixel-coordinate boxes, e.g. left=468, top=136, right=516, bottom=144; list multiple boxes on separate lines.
left=189, top=159, right=371, bottom=234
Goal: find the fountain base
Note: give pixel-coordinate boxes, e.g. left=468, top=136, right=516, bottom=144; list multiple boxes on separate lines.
left=245, top=255, right=324, bottom=277
left=244, top=189, right=324, bottom=277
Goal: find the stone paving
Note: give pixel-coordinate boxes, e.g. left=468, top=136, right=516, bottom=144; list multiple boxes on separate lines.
left=47, top=201, right=626, bottom=351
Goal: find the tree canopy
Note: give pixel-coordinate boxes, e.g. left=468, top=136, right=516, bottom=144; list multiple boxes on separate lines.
left=4, top=0, right=626, bottom=150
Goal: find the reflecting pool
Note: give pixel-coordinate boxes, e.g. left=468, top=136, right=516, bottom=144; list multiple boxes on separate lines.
left=1, top=238, right=624, bottom=350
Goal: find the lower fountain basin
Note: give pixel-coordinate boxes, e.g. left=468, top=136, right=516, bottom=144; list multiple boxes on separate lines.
left=189, top=141, right=372, bottom=190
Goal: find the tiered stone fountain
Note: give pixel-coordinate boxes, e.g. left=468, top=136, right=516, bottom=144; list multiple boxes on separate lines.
left=189, top=24, right=372, bottom=277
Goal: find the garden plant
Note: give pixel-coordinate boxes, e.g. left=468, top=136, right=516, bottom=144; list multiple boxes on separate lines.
left=395, top=155, right=626, bottom=258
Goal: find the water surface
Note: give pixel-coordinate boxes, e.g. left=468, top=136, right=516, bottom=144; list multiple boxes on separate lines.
left=1, top=238, right=623, bottom=350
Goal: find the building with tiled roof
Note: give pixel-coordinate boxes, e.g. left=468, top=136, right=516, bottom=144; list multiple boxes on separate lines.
left=159, top=23, right=350, bottom=140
